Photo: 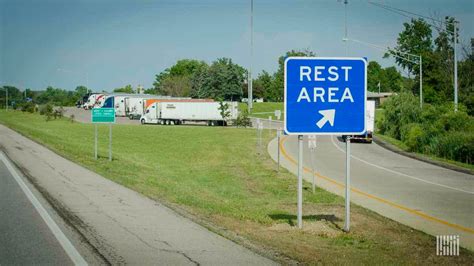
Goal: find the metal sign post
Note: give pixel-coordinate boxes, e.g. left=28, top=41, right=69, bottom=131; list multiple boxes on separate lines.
left=277, top=129, right=281, bottom=172
left=345, top=136, right=351, bottom=232
left=91, top=107, right=115, bottom=161
left=268, top=116, right=272, bottom=137
left=94, top=124, right=98, bottom=160
left=284, top=57, right=367, bottom=230
left=308, top=135, right=317, bottom=193
left=109, top=124, right=112, bottom=161
left=297, top=135, right=303, bottom=229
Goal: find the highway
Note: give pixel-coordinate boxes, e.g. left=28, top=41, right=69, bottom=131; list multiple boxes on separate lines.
left=0, top=155, right=78, bottom=265
left=263, top=120, right=474, bottom=249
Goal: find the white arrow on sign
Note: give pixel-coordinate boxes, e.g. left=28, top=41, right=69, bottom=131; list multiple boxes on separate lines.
left=316, top=109, right=335, bottom=128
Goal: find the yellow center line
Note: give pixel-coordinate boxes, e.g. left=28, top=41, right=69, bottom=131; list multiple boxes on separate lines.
left=279, top=136, right=474, bottom=234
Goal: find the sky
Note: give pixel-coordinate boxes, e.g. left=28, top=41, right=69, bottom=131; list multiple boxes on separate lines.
left=0, top=0, right=473, bottom=92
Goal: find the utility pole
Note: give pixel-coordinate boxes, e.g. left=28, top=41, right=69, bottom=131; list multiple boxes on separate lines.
left=5, top=87, right=8, bottom=110
left=248, top=0, right=253, bottom=113
left=453, top=20, right=458, bottom=112
left=343, top=0, right=348, bottom=55
left=420, top=56, right=423, bottom=108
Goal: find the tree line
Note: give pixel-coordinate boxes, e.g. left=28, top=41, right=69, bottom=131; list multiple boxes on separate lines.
left=0, top=86, right=89, bottom=109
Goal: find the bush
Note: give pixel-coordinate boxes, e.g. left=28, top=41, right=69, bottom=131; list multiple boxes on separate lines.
left=379, top=92, right=421, bottom=139
left=436, top=131, right=474, bottom=164
left=380, top=92, right=474, bottom=164
left=53, top=106, right=64, bottom=119
left=234, top=109, right=252, bottom=128
left=20, top=102, right=36, bottom=113
left=39, top=104, right=53, bottom=116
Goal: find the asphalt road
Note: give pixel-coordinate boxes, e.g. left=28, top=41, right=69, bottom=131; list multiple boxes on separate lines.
left=0, top=159, right=73, bottom=265
left=267, top=124, right=474, bottom=249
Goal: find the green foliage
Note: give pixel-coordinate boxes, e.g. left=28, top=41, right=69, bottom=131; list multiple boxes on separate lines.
left=252, top=70, right=272, bottom=99
left=19, top=101, right=36, bottom=113
left=113, top=85, right=135, bottom=94
left=39, top=104, right=53, bottom=116
left=234, top=109, right=252, bottom=127
left=191, top=58, right=245, bottom=100
left=379, top=93, right=474, bottom=163
left=36, top=86, right=80, bottom=106
left=218, top=100, right=230, bottom=120
left=269, top=49, right=316, bottom=102
left=154, top=59, right=208, bottom=96
left=367, top=61, right=403, bottom=92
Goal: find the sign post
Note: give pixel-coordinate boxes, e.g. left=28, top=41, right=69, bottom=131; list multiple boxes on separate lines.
left=308, top=135, right=317, bottom=193
left=91, top=107, right=115, bottom=161
left=277, top=128, right=281, bottom=172
left=297, top=135, right=303, bottom=229
left=284, top=57, right=366, bottom=230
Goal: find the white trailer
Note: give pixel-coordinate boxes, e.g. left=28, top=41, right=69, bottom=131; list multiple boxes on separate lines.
left=140, top=101, right=238, bottom=126
left=126, top=95, right=177, bottom=119
left=346, top=100, right=375, bottom=143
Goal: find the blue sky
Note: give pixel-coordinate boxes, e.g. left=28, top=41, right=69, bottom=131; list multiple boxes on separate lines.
left=1, top=0, right=473, bottom=92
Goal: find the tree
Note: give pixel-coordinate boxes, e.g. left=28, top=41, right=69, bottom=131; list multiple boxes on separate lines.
left=193, top=58, right=245, bottom=100
left=253, top=70, right=273, bottom=100
left=153, top=59, right=207, bottom=96
left=387, top=18, right=433, bottom=76
left=160, top=75, right=192, bottom=97
left=113, top=85, right=134, bottom=94
left=269, top=49, right=316, bottom=101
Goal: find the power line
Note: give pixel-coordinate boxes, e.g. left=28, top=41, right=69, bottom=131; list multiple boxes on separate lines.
left=368, top=1, right=455, bottom=33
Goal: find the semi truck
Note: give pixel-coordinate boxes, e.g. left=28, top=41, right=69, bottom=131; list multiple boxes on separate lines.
left=83, top=93, right=106, bottom=109
left=126, top=95, right=188, bottom=119
left=344, top=100, right=375, bottom=143
left=140, top=100, right=238, bottom=126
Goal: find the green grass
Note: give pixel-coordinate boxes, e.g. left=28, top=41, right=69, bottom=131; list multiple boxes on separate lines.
left=239, top=102, right=283, bottom=120
left=1, top=110, right=473, bottom=264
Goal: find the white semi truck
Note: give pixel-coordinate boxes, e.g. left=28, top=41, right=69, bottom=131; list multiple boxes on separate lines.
left=140, top=100, right=238, bottom=126
left=345, top=100, right=375, bottom=143
left=83, top=93, right=106, bottom=109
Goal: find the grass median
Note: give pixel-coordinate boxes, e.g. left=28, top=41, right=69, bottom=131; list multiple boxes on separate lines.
left=0, top=110, right=472, bottom=264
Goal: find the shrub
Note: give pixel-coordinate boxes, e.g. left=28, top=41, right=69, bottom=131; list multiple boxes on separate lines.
left=234, top=109, right=252, bottom=128
left=379, top=92, right=421, bottom=139
left=39, top=104, right=53, bottom=116
left=402, top=124, right=424, bottom=152
left=436, top=131, right=474, bottom=164
left=20, top=102, right=36, bottom=113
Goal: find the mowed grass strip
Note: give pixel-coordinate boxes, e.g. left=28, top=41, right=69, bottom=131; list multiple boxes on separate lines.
left=1, top=110, right=472, bottom=265
left=239, top=102, right=284, bottom=120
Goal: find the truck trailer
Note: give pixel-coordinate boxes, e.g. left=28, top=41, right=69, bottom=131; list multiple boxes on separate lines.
left=140, top=100, right=238, bottom=126
left=344, top=100, right=375, bottom=143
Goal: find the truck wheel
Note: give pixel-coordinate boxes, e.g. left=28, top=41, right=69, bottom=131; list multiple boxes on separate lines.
left=140, top=119, right=145, bottom=125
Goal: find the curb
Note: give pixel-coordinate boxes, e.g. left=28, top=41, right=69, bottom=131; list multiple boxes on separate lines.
left=373, top=136, right=474, bottom=176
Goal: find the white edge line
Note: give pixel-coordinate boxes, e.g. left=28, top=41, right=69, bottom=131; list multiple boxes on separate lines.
left=329, top=136, right=474, bottom=195
left=0, top=152, right=88, bottom=266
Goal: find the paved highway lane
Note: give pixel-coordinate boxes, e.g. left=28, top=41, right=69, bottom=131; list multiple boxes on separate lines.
left=0, top=157, right=79, bottom=265
left=269, top=134, right=474, bottom=249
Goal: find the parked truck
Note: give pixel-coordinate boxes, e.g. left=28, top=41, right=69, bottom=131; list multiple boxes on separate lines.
left=140, top=100, right=238, bottom=126
left=344, top=100, right=375, bottom=143
left=83, top=93, right=106, bottom=109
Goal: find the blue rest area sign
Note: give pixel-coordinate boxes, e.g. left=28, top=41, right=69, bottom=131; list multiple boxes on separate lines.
left=284, top=57, right=367, bottom=135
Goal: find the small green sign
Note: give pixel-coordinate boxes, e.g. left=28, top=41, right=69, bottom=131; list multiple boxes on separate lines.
left=92, top=108, right=115, bottom=123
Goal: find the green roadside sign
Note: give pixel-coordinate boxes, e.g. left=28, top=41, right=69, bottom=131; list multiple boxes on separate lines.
left=92, top=108, right=115, bottom=123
